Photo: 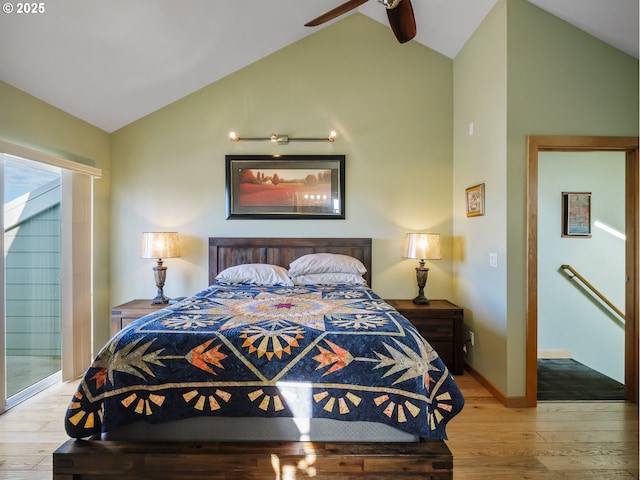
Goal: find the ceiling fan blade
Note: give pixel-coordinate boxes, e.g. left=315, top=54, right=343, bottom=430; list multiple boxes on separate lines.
left=386, top=0, right=416, bottom=43
left=305, top=0, right=369, bottom=27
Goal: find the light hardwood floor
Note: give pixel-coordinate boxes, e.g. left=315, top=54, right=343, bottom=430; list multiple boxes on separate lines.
left=447, top=374, right=639, bottom=479
left=0, top=379, right=74, bottom=479
left=0, top=372, right=637, bottom=479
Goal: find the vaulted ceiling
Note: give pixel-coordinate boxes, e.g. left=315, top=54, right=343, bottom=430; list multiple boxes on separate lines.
left=0, top=0, right=637, bottom=132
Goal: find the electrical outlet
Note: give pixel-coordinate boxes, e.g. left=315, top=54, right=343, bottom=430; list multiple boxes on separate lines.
left=469, top=331, right=475, bottom=346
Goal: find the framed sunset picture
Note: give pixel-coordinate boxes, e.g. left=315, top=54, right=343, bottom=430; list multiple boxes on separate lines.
left=225, top=154, right=345, bottom=219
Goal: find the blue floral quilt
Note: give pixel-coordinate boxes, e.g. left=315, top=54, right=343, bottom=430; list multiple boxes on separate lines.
left=65, top=283, right=464, bottom=439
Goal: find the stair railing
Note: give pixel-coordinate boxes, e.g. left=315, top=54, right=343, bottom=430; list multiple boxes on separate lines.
left=560, top=264, right=625, bottom=322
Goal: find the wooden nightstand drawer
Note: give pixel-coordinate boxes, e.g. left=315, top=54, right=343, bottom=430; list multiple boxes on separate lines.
left=408, top=318, right=453, bottom=339
left=386, top=299, right=464, bottom=375
left=429, top=341, right=453, bottom=359
left=119, top=315, right=143, bottom=331
left=111, top=299, right=166, bottom=337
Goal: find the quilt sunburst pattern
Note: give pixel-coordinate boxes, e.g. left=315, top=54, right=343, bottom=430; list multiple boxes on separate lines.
left=64, top=284, right=464, bottom=439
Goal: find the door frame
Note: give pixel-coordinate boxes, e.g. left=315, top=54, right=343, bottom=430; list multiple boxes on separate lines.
left=526, top=135, right=639, bottom=406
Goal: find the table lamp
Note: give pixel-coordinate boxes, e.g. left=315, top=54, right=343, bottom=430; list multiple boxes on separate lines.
left=140, top=232, right=181, bottom=304
left=403, top=233, right=441, bottom=305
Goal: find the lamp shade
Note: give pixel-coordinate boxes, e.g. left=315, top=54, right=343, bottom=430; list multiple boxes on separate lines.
left=140, top=232, right=181, bottom=259
left=403, top=233, right=441, bottom=260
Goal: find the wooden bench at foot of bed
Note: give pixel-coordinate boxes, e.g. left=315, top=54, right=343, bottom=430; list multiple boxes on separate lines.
left=53, top=439, right=453, bottom=479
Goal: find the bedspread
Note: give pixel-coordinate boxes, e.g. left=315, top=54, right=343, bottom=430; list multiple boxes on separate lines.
left=65, top=284, right=464, bottom=439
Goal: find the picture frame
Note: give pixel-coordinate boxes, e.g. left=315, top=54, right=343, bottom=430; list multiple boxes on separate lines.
left=465, top=183, right=485, bottom=217
left=225, top=154, right=345, bottom=219
left=562, top=192, right=591, bottom=237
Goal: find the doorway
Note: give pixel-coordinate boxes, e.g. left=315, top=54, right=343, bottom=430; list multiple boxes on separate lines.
left=526, top=136, right=639, bottom=406
left=537, top=150, right=626, bottom=401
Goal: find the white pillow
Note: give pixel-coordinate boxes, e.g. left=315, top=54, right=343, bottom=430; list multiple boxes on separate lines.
left=289, top=253, right=367, bottom=277
left=290, top=273, right=367, bottom=286
left=215, top=264, right=294, bottom=286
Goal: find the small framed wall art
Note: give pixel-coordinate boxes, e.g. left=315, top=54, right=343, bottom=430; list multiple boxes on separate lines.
left=562, top=191, right=591, bottom=238
left=225, top=154, right=345, bottom=219
left=465, top=183, right=485, bottom=217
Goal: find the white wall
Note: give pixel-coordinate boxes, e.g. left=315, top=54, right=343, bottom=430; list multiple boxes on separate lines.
left=538, top=151, right=625, bottom=382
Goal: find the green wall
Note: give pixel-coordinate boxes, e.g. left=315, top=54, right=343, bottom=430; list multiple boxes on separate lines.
left=453, top=0, right=509, bottom=393
left=110, top=14, right=455, bottom=326
left=453, top=0, right=638, bottom=397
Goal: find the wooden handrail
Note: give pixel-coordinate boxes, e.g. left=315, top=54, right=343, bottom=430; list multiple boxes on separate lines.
left=560, top=264, right=625, bottom=320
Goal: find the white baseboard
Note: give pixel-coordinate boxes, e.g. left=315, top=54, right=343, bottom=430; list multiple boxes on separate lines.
left=538, top=350, right=571, bottom=359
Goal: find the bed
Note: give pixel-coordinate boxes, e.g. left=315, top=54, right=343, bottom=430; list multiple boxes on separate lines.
left=54, top=237, right=464, bottom=479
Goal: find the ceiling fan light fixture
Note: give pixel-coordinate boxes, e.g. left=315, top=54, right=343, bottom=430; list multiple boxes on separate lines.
left=379, top=0, right=401, bottom=9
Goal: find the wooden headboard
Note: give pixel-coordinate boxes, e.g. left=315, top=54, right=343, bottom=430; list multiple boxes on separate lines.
left=209, top=237, right=372, bottom=286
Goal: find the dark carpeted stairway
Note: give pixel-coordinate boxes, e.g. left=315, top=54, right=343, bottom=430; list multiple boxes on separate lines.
left=537, top=358, right=626, bottom=401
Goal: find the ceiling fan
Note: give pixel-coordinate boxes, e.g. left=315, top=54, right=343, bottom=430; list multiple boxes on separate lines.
left=305, top=0, right=416, bottom=44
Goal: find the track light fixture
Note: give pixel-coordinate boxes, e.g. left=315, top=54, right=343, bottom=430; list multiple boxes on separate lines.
left=229, top=131, right=336, bottom=145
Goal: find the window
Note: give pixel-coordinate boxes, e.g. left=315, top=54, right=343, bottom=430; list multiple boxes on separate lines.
left=0, top=141, right=101, bottom=410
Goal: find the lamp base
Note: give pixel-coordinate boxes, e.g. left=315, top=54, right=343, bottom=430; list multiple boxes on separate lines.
left=151, top=260, right=169, bottom=304
left=413, top=265, right=431, bottom=305
left=150, top=292, right=169, bottom=305
left=412, top=294, right=431, bottom=305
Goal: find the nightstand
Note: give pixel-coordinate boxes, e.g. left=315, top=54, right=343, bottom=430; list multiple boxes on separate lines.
left=110, top=299, right=166, bottom=336
left=386, top=299, right=464, bottom=375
